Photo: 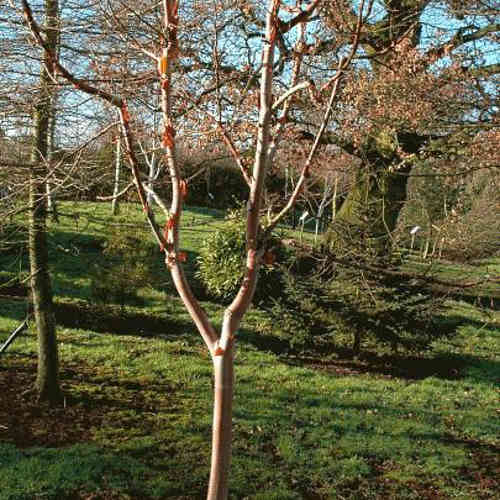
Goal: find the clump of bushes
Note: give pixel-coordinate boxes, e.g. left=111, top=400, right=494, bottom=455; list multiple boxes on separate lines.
left=90, top=227, right=156, bottom=308
left=196, top=211, right=288, bottom=303
left=440, top=193, right=500, bottom=262
left=267, top=260, right=448, bottom=355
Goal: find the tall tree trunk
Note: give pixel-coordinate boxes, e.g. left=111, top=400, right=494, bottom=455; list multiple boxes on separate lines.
left=46, top=87, right=58, bottom=222
left=332, top=161, right=411, bottom=247
left=328, top=130, right=417, bottom=254
left=111, top=132, right=121, bottom=215
left=29, top=0, right=62, bottom=405
left=29, top=168, right=61, bottom=404
left=325, top=1, right=427, bottom=253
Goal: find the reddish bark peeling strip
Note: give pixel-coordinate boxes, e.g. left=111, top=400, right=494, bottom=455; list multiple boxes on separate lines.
left=179, top=180, right=188, bottom=199
left=162, top=126, right=175, bottom=148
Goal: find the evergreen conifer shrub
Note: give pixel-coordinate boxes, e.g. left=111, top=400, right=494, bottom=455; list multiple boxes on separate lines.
left=266, top=229, right=452, bottom=355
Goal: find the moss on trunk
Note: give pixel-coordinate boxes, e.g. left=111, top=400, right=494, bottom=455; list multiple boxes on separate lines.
left=326, top=130, right=413, bottom=254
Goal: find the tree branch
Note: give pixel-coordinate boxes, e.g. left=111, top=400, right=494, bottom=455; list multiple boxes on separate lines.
left=277, top=0, right=322, bottom=34
left=18, top=0, right=122, bottom=107
left=266, top=75, right=343, bottom=235
left=425, top=23, right=500, bottom=62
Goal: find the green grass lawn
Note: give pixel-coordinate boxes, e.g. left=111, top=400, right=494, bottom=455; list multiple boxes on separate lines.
left=402, top=252, right=499, bottom=306
left=0, top=201, right=499, bottom=499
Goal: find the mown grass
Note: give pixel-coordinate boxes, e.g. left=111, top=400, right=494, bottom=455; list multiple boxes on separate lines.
left=0, top=201, right=499, bottom=499
left=402, top=251, right=500, bottom=305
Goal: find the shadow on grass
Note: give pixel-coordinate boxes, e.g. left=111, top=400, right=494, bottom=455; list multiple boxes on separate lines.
left=282, top=351, right=469, bottom=381
left=47, top=229, right=106, bottom=253
left=0, top=292, right=191, bottom=339
left=238, top=320, right=469, bottom=382
left=2, top=270, right=497, bottom=388
left=453, top=355, right=500, bottom=385
left=4, top=296, right=496, bottom=386
left=238, top=327, right=289, bottom=355
left=259, top=308, right=499, bottom=384
left=0, top=355, right=207, bottom=499
left=279, top=342, right=499, bottom=385
left=54, top=298, right=192, bottom=338
left=232, top=381, right=499, bottom=499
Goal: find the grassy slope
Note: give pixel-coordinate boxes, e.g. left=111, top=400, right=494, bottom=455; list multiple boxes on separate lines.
left=0, top=202, right=499, bottom=499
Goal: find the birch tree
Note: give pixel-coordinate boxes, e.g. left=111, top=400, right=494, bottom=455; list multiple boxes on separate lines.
left=17, top=0, right=366, bottom=495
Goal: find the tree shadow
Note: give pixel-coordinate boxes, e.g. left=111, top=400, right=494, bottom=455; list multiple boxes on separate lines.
left=238, top=326, right=289, bottom=355
left=53, top=298, right=193, bottom=338
left=282, top=351, right=468, bottom=381
left=237, top=308, right=499, bottom=384
left=2, top=332, right=498, bottom=500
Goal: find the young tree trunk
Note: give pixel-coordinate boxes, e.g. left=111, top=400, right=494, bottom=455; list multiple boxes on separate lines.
left=29, top=0, right=62, bottom=405
left=19, top=0, right=327, bottom=492
left=146, top=95, right=160, bottom=206
left=146, top=156, right=159, bottom=206
left=111, top=129, right=121, bottom=215
left=207, top=347, right=234, bottom=500
left=206, top=3, right=280, bottom=495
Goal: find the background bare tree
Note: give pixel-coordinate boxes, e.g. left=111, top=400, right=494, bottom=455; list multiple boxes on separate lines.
left=26, top=0, right=62, bottom=404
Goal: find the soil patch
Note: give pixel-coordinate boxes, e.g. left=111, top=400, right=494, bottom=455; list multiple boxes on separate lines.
left=1, top=360, right=108, bottom=448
